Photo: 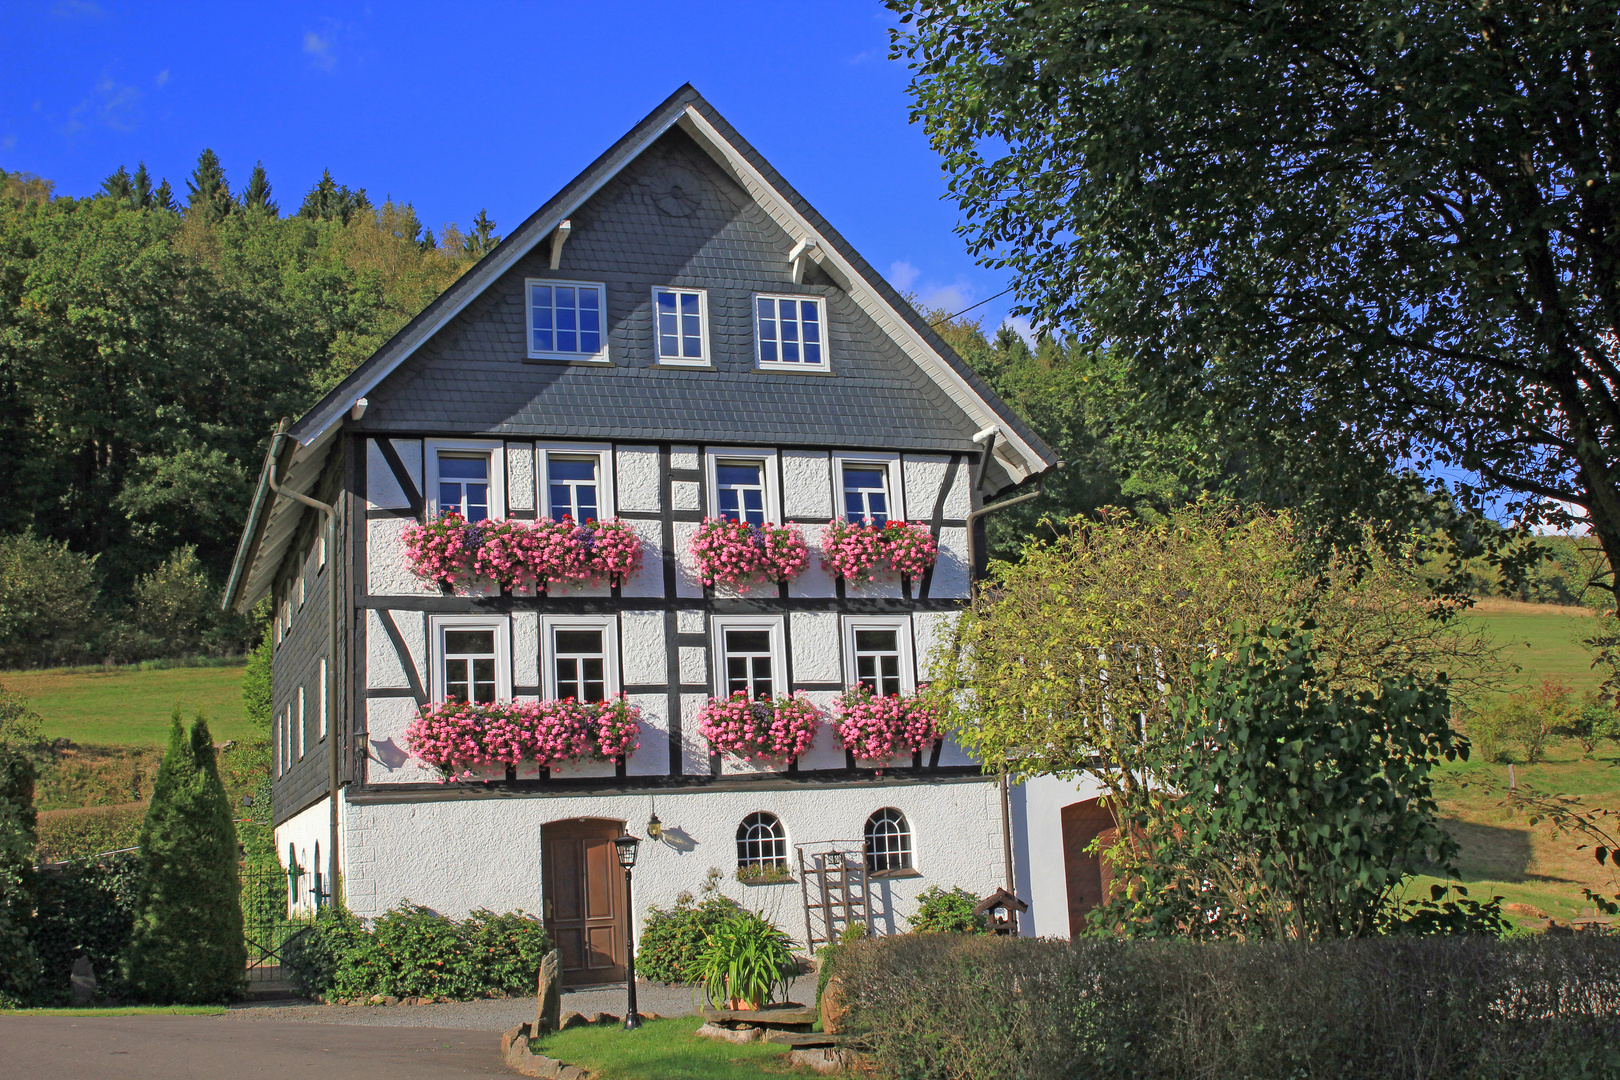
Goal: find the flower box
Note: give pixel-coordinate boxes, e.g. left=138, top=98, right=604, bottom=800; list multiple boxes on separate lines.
left=402, top=513, right=642, bottom=591
left=696, top=691, right=820, bottom=764
left=690, top=518, right=810, bottom=587
left=404, top=697, right=642, bottom=782
left=820, top=520, right=939, bottom=583
left=832, top=686, right=944, bottom=763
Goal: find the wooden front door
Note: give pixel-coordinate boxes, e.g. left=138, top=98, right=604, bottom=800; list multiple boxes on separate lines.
left=542, top=818, right=625, bottom=987
left=1061, top=799, right=1116, bottom=937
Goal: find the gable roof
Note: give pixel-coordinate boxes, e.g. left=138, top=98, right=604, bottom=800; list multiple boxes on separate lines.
left=224, top=85, right=1056, bottom=611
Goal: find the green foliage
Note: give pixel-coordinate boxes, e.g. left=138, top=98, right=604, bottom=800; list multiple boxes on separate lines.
left=906, top=886, right=985, bottom=935
left=1566, top=692, right=1620, bottom=758
left=634, top=867, right=743, bottom=984
left=0, top=683, right=41, bottom=750
left=27, top=853, right=140, bottom=1004
left=693, top=908, right=796, bottom=1010
left=1464, top=681, right=1573, bottom=764
left=184, top=149, right=234, bottom=225
left=531, top=1016, right=792, bottom=1080
left=34, top=803, right=145, bottom=863
left=0, top=532, right=99, bottom=669
left=889, top=0, right=1620, bottom=597
left=0, top=743, right=38, bottom=1005
left=125, top=712, right=245, bottom=1003
left=241, top=628, right=273, bottom=734
left=838, top=933, right=1620, bottom=1080
left=282, top=902, right=551, bottom=1001
left=1379, top=883, right=1509, bottom=938
left=1100, top=629, right=1465, bottom=940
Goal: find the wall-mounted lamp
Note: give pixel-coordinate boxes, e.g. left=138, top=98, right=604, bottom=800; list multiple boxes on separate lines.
left=647, top=812, right=663, bottom=841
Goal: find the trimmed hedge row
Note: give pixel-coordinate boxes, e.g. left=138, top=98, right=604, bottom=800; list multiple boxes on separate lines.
left=836, top=934, right=1620, bottom=1080
left=35, top=803, right=145, bottom=864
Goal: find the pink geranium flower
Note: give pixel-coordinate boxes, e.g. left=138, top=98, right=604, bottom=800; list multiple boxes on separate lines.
left=697, top=691, right=820, bottom=764
left=820, top=520, right=938, bottom=582
left=405, top=696, right=643, bottom=782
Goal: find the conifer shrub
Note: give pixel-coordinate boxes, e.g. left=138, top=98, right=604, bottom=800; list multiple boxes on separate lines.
left=125, top=712, right=246, bottom=1003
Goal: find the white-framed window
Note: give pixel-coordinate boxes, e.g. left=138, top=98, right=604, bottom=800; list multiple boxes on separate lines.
left=273, top=712, right=282, bottom=776
left=274, top=608, right=283, bottom=647
left=736, top=811, right=788, bottom=869
left=297, top=573, right=306, bottom=611
left=318, top=534, right=327, bottom=571
left=297, top=686, right=306, bottom=759
left=425, top=439, right=505, bottom=521
left=713, top=615, right=785, bottom=701
left=842, top=616, right=915, bottom=698
left=704, top=447, right=781, bottom=526
left=527, top=279, right=608, bottom=363
left=865, top=808, right=913, bottom=872
left=538, top=443, right=614, bottom=523
left=753, top=293, right=828, bottom=371
left=318, top=658, right=328, bottom=739
left=283, top=706, right=292, bottom=772
left=541, top=615, right=620, bottom=703
left=832, top=452, right=905, bottom=525
left=429, top=615, right=511, bottom=704
left=653, top=287, right=710, bottom=365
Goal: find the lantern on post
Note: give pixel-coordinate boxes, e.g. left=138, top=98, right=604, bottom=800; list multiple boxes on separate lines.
left=974, top=887, right=1028, bottom=936
left=612, top=833, right=643, bottom=1030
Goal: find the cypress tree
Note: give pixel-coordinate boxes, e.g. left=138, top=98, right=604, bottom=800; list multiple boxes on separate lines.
left=126, top=712, right=245, bottom=1003
left=0, top=743, right=37, bottom=1005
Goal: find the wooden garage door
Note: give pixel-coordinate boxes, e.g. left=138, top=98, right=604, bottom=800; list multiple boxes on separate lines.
left=542, top=819, right=625, bottom=987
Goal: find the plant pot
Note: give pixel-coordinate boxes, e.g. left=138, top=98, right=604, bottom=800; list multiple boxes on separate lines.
left=729, top=998, right=761, bottom=1011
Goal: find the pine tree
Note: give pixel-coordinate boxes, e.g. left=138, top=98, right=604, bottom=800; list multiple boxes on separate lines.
left=150, top=178, right=178, bottom=213
left=0, top=744, right=38, bottom=1005
left=184, top=148, right=234, bottom=223
left=463, top=208, right=499, bottom=258
left=99, top=165, right=134, bottom=203
left=240, top=161, right=278, bottom=216
left=132, top=162, right=153, bottom=208
left=298, top=169, right=371, bottom=225
left=126, top=712, right=245, bottom=1003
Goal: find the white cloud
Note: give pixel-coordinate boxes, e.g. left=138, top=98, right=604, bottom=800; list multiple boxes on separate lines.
left=888, top=260, right=920, bottom=291
left=304, top=31, right=336, bottom=72
left=1531, top=501, right=1592, bottom=537
left=62, top=75, right=140, bottom=137
left=1003, top=315, right=1036, bottom=345
left=155, top=69, right=170, bottom=87
left=921, top=278, right=973, bottom=313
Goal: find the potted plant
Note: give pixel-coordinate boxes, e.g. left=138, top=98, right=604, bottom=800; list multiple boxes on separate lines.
left=820, top=519, right=938, bottom=582
left=833, top=685, right=944, bottom=764
left=695, top=909, right=797, bottom=1011
left=696, top=691, right=820, bottom=764
left=690, top=518, right=810, bottom=587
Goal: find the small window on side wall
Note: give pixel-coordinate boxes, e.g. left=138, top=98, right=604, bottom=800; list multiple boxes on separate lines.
left=715, top=461, right=766, bottom=525
left=441, top=629, right=497, bottom=703
left=865, top=808, right=912, bottom=872
left=437, top=453, right=490, bottom=521
left=754, top=294, right=827, bottom=370
left=737, top=812, right=788, bottom=869
left=654, top=287, right=708, bottom=365
left=547, top=455, right=599, bottom=523
left=529, top=280, right=607, bottom=362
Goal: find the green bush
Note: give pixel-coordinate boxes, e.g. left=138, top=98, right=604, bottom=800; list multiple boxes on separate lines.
left=1466, top=688, right=1560, bottom=764
left=908, top=886, right=986, bottom=934
left=693, top=908, right=797, bottom=1009
left=635, top=868, right=743, bottom=984
left=0, top=532, right=100, bottom=669
left=0, top=744, right=39, bottom=1005
left=27, top=854, right=139, bottom=1004
left=283, top=902, right=550, bottom=1001
left=35, top=804, right=145, bottom=863
left=839, top=934, right=1620, bottom=1080
left=125, top=712, right=246, bottom=1003
left=1563, top=691, right=1620, bottom=758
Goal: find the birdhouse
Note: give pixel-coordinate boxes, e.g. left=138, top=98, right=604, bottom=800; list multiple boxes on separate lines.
left=974, top=887, right=1028, bottom=936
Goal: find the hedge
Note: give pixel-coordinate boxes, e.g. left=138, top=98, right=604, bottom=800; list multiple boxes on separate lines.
left=35, top=803, right=145, bottom=864
left=836, top=934, right=1620, bottom=1080
left=27, top=853, right=139, bottom=1004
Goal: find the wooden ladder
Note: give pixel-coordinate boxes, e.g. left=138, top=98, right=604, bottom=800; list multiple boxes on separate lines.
left=797, top=842, right=873, bottom=950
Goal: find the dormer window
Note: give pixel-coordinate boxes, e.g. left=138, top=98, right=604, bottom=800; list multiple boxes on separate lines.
left=654, top=287, right=709, bottom=366
left=528, top=280, right=607, bottom=363
left=754, top=294, right=827, bottom=371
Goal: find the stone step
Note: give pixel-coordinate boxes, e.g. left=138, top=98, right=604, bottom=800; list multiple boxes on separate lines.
left=246, top=980, right=302, bottom=1002
left=700, top=1003, right=816, bottom=1027
left=765, top=1031, right=847, bottom=1049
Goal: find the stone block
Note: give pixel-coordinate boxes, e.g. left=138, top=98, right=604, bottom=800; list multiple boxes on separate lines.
left=560, top=1011, right=590, bottom=1030
left=534, top=948, right=562, bottom=1034
left=697, top=1022, right=761, bottom=1043
left=69, top=955, right=96, bottom=1006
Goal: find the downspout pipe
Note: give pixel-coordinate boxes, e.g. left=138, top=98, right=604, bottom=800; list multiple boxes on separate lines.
left=265, top=420, right=342, bottom=910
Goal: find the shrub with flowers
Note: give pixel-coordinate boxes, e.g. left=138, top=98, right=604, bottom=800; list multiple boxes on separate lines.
left=402, top=513, right=643, bottom=590
left=821, top=519, right=939, bottom=582
left=697, top=691, right=821, bottom=763
left=690, top=518, right=810, bottom=587
left=833, top=685, right=945, bottom=762
left=405, top=697, right=642, bottom=781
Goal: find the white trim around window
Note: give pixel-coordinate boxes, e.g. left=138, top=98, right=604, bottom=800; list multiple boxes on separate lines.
left=427, top=614, right=512, bottom=704
left=537, top=442, right=615, bottom=523
left=841, top=616, right=916, bottom=697
left=527, top=278, right=609, bottom=363
left=540, top=614, right=621, bottom=702
left=752, top=292, right=830, bottom=372
left=651, top=286, right=712, bottom=367
left=712, top=615, right=787, bottom=700
left=424, top=439, right=507, bottom=520
left=831, top=450, right=906, bottom=524
left=703, top=447, right=782, bottom=525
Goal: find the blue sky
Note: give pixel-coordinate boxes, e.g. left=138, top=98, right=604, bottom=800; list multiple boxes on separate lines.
left=0, top=1, right=1024, bottom=336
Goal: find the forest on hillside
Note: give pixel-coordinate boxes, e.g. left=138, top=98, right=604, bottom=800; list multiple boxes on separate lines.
left=0, top=153, right=1605, bottom=670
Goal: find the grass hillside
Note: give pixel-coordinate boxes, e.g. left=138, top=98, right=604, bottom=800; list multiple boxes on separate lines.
left=1461, top=597, right=1603, bottom=695
left=3, top=660, right=250, bottom=746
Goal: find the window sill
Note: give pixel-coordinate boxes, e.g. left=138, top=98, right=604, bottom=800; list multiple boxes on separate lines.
left=869, top=868, right=921, bottom=880
left=524, top=353, right=611, bottom=365
left=755, top=363, right=833, bottom=376
left=736, top=872, right=797, bottom=887
left=655, top=360, right=715, bottom=370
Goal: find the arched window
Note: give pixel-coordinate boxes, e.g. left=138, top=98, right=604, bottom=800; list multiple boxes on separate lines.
left=865, top=808, right=912, bottom=872
left=736, top=812, right=787, bottom=869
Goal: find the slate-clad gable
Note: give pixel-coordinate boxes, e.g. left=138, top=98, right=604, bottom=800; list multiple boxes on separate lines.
left=360, top=129, right=979, bottom=450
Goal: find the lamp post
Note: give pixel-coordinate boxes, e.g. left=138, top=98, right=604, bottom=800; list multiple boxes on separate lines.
left=612, top=833, right=643, bottom=1031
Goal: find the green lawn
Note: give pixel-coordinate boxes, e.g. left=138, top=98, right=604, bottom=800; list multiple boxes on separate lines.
left=1462, top=601, right=1604, bottom=695
left=531, top=1018, right=793, bottom=1080
left=1, top=661, right=250, bottom=746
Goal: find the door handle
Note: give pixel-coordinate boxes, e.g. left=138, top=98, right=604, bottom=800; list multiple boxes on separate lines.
left=544, top=897, right=554, bottom=921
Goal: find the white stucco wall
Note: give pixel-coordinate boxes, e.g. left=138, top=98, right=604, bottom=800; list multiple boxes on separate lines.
left=338, top=779, right=1004, bottom=945
left=1011, top=772, right=1109, bottom=939
left=275, top=792, right=340, bottom=914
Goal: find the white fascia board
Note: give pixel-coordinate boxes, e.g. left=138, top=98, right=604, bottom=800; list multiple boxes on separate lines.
left=676, top=107, right=1042, bottom=482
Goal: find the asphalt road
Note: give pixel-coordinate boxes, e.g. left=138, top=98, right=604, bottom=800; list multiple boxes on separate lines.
left=0, top=1016, right=508, bottom=1079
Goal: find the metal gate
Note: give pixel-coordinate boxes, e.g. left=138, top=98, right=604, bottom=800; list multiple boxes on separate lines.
left=240, top=863, right=308, bottom=985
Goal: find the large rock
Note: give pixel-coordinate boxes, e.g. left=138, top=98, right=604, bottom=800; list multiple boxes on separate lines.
left=820, top=973, right=847, bottom=1035
left=534, top=949, right=562, bottom=1034
left=701, top=1002, right=816, bottom=1027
